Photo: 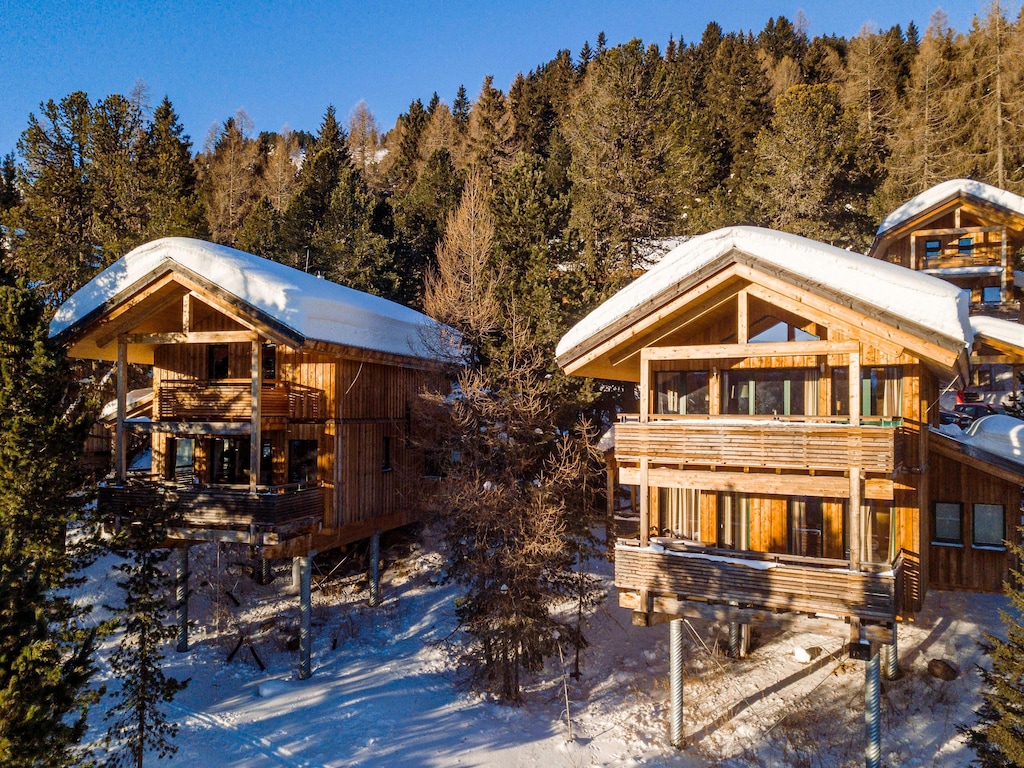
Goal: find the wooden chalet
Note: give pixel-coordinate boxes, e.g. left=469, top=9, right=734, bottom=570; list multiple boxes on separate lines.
left=51, top=237, right=453, bottom=558
left=557, top=227, right=1024, bottom=642
left=51, top=238, right=455, bottom=674
left=868, top=178, right=1024, bottom=318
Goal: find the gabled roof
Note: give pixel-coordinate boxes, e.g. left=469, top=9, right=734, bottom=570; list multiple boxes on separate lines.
left=876, top=178, right=1024, bottom=238
left=50, top=237, right=454, bottom=362
left=970, top=315, right=1024, bottom=350
left=556, top=226, right=971, bottom=371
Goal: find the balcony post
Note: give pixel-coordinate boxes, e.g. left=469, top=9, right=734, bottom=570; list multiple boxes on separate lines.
left=639, top=458, right=650, bottom=547
left=639, top=349, right=651, bottom=424
left=669, top=618, right=685, bottom=748
left=297, top=552, right=313, bottom=680
left=250, top=338, right=261, bottom=493
left=849, top=467, right=862, bottom=572
left=116, top=337, right=127, bottom=483
left=1001, top=225, right=1008, bottom=302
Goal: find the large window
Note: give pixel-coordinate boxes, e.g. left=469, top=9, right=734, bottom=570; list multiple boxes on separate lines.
left=723, top=369, right=818, bottom=416
left=164, top=437, right=195, bottom=481
left=933, top=502, right=963, bottom=545
left=788, top=497, right=823, bottom=558
left=865, top=500, right=893, bottom=564
left=832, top=367, right=902, bottom=419
left=262, top=343, right=277, bottom=380
left=717, top=493, right=750, bottom=550
left=208, top=344, right=230, bottom=380
left=974, top=504, right=1005, bottom=548
left=655, top=371, right=709, bottom=415
left=659, top=488, right=701, bottom=540
left=209, top=437, right=250, bottom=484
left=288, top=439, right=319, bottom=484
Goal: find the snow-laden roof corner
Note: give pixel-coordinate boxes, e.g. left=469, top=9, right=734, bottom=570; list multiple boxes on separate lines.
left=938, top=414, right=1024, bottom=469
left=556, top=226, right=972, bottom=361
left=876, top=178, right=1024, bottom=237
left=970, top=315, right=1024, bottom=351
left=50, top=237, right=458, bottom=362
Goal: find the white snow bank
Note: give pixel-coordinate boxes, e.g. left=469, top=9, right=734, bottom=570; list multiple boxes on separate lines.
left=877, top=178, right=1024, bottom=236
left=556, top=227, right=971, bottom=360
left=971, top=314, right=1024, bottom=350
left=50, top=237, right=458, bottom=362
left=99, top=388, right=152, bottom=420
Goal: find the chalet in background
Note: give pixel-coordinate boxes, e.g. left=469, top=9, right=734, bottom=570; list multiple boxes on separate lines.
left=557, top=225, right=1024, bottom=748
left=51, top=237, right=455, bottom=676
left=868, top=179, right=1024, bottom=320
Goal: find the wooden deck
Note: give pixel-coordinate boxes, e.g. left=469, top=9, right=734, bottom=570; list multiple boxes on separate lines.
left=615, top=540, right=900, bottom=623
left=614, top=420, right=903, bottom=473
left=99, top=481, right=325, bottom=532
left=157, top=380, right=325, bottom=421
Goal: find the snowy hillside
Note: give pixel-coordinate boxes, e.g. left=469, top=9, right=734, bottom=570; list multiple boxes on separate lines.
left=78, top=526, right=1000, bottom=767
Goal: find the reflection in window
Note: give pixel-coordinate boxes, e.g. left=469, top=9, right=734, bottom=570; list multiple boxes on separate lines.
left=717, top=493, right=750, bottom=550
left=958, top=236, right=973, bottom=255
left=924, top=239, right=941, bottom=258
left=655, top=371, right=709, bottom=415
left=262, top=343, right=277, bottom=380
left=974, top=504, right=1005, bottom=548
left=832, top=367, right=902, bottom=419
left=723, top=369, right=818, bottom=416
left=288, top=439, right=318, bottom=485
left=982, top=286, right=1002, bottom=305
left=209, top=437, right=250, bottom=484
left=789, top=497, right=823, bottom=558
left=865, top=500, right=892, bottom=563
left=933, top=502, right=962, bottom=544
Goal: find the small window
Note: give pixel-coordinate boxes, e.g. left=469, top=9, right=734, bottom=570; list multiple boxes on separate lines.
left=262, top=343, right=277, bottom=380
left=208, top=344, right=230, bottom=380
left=288, top=439, right=318, bottom=484
left=655, top=371, right=709, bottom=415
left=382, top=435, right=392, bottom=473
left=933, top=502, right=962, bottom=544
left=958, top=236, right=973, bottom=255
left=925, top=239, right=941, bottom=258
left=974, top=503, right=1005, bottom=548
left=982, top=286, right=1002, bottom=305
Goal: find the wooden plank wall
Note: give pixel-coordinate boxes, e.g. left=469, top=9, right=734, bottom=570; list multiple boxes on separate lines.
left=926, top=449, right=1019, bottom=592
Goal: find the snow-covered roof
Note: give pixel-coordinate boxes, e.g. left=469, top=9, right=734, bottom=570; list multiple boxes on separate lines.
left=876, top=178, right=1024, bottom=237
left=970, top=315, right=1024, bottom=350
left=937, top=415, right=1024, bottom=473
left=556, top=226, right=972, bottom=360
left=50, top=238, right=455, bottom=362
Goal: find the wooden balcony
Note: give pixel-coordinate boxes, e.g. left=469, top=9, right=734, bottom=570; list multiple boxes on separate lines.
left=99, top=480, right=324, bottom=536
left=614, top=419, right=904, bottom=474
left=156, top=380, right=325, bottom=422
left=615, top=540, right=902, bottom=624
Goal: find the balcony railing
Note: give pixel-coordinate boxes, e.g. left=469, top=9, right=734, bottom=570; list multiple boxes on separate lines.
left=615, top=539, right=902, bottom=623
left=99, top=480, right=325, bottom=532
left=156, top=380, right=325, bottom=421
left=614, top=418, right=904, bottom=473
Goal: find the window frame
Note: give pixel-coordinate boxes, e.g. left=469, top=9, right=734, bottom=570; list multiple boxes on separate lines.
left=932, top=501, right=963, bottom=546
left=973, top=503, right=1006, bottom=549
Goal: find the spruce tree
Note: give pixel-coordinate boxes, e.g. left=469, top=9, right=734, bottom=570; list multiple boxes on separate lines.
left=452, top=85, right=471, bottom=127
left=964, top=533, right=1024, bottom=766
left=140, top=97, right=205, bottom=241
left=0, top=263, right=99, bottom=767
left=103, top=501, right=189, bottom=768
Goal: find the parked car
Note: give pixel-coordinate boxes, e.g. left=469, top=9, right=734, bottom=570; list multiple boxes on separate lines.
left=953, top=402, right=1002, bottom=427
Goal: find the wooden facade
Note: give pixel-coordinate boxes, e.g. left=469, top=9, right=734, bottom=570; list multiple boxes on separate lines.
left=557, top=227, right=1023, bottom=641
left=869, top=181, right=1024, bottom=317
left=54, top=240, right=449, bottom=559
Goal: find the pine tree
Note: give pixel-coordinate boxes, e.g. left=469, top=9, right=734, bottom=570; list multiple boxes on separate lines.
left=103, top=500, right=189, bottom=768
left=0, top=265, right=99, bottom=767
left=0, top=154, right=18, bottom=213
left=964, top=533, right=1024, bottom=766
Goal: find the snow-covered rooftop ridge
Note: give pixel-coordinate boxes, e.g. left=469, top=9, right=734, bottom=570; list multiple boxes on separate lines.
left=556, top=226, right=971, bottom=360
left=970, top=315, right=1024, bottom=350
left=50, top=237, right=456, bottom=362
left=937, top=414, right=1024, bottom=468
left=876, top=178, right=1024, bottom=236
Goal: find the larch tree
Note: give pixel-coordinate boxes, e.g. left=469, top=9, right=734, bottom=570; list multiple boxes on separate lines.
left=200, top=111, right=261, bottom=245
left=346, top=100, right=382, bottom=174
left=258, top=129, right=300, bottom=214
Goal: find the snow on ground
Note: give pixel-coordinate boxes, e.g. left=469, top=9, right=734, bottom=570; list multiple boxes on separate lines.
left=76, top=528, right=1003, bottom=767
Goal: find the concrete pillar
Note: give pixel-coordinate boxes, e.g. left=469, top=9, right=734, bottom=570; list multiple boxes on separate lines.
left=669, top=618, right=685, bottom=748
left=175, top=545, right=189, bottom=653
left=368, top=531, right=381, bottom=607
left=865, top=648, right=881, bottom=768
left=297, top=554, right=312, bottom=680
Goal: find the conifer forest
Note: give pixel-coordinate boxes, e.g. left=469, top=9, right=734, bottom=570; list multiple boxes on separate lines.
left=5, top=4, right=1024, bottom=766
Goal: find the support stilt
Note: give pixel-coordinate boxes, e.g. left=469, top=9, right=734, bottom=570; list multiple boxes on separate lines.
left=368, top=531, right=381, bottom=608
left=669, top=618, right=685, bottom=749
left=865, top=647, right=881, bottom=768
left=175, top=545, right=189, bottom=653
left=297, top=554, right=312, bottom=680
left=728, top=622, right=749, bottom=658
left=292, top=556, right=302, bottom=589
left=256, top=554, right=272, bottom=585
left=882, top=627, right=899, bottom=680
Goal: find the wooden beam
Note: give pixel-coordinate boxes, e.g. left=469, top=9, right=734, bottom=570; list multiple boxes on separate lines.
left=737, top=290, right=748, bottom=344
left=125, top=421, right=251, bottom=436
left=250, top=339, right=261, bottom=493
left=619, top=466, right=892, bottom=500
left=639, top=459, right=650, bottom=546
left=640, top=339, right=859, bottom=362
left=850, top=347, right=861, bottom=427
left=182, top=293, right=192, bottom=333
left=116, top=339, right=127, bottom=482
left=122, top=331, right=259, bottom=345
left=850, top=466, right=862, bottom=572
left=912, top=225, right=1007, bottom=237
left=95, top=281, right=189, bottom=348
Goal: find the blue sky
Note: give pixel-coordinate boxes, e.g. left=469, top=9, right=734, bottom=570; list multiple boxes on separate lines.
left=0, top=1, right=1002, bottom=157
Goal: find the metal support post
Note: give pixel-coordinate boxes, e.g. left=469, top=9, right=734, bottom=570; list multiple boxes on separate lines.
left=728, top=622, right=748, bottom=658
left=882, top=627, right=899, bottom=680
left=669, top=618, right=685, bottom=748
left=865, top=647, right=881, bottom=768
left=175, top=545, right=189, bottom=653
left=298, top=554, right=312, bottom=680
left=368, top=531, right=381, bottom=607
left=256, top=554, right=272, bottom=585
